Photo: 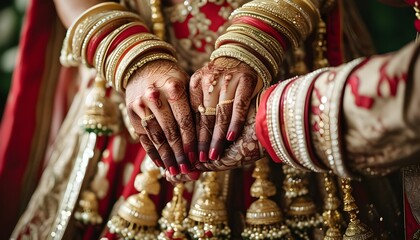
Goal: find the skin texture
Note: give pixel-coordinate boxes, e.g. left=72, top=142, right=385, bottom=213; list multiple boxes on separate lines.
left=189, top=57, right=260, bottom=162
left=166, top=100, right=263, bottom=183
left=54, top=0, right=104, bottom=28
left=126, top=60, right=196, bottom=175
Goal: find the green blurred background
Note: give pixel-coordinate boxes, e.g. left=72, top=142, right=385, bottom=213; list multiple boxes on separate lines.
left=0, top=0, right=416, bottom=119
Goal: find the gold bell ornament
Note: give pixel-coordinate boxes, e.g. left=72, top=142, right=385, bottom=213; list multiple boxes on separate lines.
left=75, top=75, right=120, bottom=225
left=341, top=178, right=375, bottom=240
left=322, top=173, right=343, bottom=240
left=283, top=165, right=323, bottom=240
left=79, top=76, right=120, bottom=135
left=184, top=172, right=231, bottom=239
left=107, top=168, right=161, bottom=239
left=158, top=183, right=188, bottom=240
left=242, top=157, right=293, bottom=240
left=74, top=190, right=103, bottom=225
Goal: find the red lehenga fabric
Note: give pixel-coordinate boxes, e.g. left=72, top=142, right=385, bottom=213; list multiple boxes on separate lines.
left=0, top=0, right=62, bottom=238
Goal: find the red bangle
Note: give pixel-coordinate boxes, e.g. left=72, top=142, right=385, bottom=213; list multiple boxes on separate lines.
left=255, top=84, right=280, bottom=162
left=107, top=24, right=149, bottom=58
left=86, top=20, right=127, bottom=66
left=279, top=78, right=298, bottom=162
left=232, top=16, right=288, bottom=50
left=217, top=39, right=273, bottom=75
left=114, top=42, right=143, bottom=80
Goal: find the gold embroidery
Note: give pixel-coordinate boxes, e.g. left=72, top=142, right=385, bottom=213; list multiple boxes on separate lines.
left=164, top=0, right=248, bottom=72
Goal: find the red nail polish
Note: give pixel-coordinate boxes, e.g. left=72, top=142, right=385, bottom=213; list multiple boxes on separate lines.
left=199, top=151, right=207, bottom=162
left=209, top=148, right=219, bottom=160
left=169, top=166, right=179, bottom=176
left=189, top=171, right=201, bottom=180
left=227, top=131, right=236, bottom=141
left=179, top=164, right=190, bottom=174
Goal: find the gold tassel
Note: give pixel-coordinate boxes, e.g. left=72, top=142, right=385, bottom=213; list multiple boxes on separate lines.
left=313, top=19, right=330, bottom=69
left=322, top=173, right=343, bottom=240
left=184, top=172, right=231, bottom=239
left=79, top=76, right=120, bottom=135
left=341, top=178, right=374, bottom=240
left=74, top=190, right=103, bottom=225
left=150, top=0, right=165, bottom=40
left=158, top=183, right=188, bottom=240
left=75, top=75, right=120, bottom=227
left=107, top=168, right=161, bottom=239
left=283, top=165, right=323, bottom=240
left=242, top=157, right=293, bottom=240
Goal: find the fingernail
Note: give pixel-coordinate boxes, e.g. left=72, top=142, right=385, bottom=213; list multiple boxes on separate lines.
left=188, top=152, right=196, bottom=163
left=227, top=131, right=236, bottom=141
left=179, top=164, right=190, bottom=174
left=199, top=151, right=207, bottom=162
left=189, top=171, right=201, bottom=180
left=209, top=148, right=219, bottom=160
left=169, top=166, right=179, bottom=176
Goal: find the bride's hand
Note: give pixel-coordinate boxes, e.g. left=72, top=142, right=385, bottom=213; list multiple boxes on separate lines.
left=189, top=57, right=263, bottom=162
left=163, top=100, right=263, bottom=183
left=126, top=60, right=196, bottom=176
left=193, top=100, right=263, bottom=171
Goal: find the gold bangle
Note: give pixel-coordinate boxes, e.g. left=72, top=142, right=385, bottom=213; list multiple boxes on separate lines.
left=115, top=40, right=177, bottom=91
left=231, top=11, right=299, bottom=48
left=267, top=77, right=306, bottom=170
left=122, top=53, right=177, bottom=91
left=93, top=22, right=147, bottom=78
left=237, top=6, right=303, bottom=42
left=226, top=24, right=285, bottom=64
left=295, top=0, right=320, bottom=23
left=80, top=12, right=142, bottom=67
left=290, top=68, right=329, bottom=172
left=72, top=11, right=112, bottom=63
left=241, top=2, right=310, bottom=39
left=282, top=76, right=303, bottom=167
left=105, top=33, right=158, bottom=88
left=60, top=2, right=126, bottom=66
left=215, top=32, right=279, bottom=77
left=210, top=44, right=272, bottom=87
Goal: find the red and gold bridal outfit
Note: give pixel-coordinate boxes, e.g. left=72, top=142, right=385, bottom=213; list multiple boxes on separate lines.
left=0, top=0, right=419, bottom=239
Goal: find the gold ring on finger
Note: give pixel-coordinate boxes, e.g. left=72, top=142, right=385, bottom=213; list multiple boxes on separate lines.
left=216, top=99, right=234, bottom=107
left=198, top=105, right=217, bottom=116
left=141, top=114, right=155, bottom=127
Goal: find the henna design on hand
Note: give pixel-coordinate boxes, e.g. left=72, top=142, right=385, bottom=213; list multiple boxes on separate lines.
left=195, top=102, right=262, bottom=171
left=139, top=134, right=164, bottom=168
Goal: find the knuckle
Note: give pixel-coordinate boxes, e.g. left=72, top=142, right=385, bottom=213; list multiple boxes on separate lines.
left=145, top=88, right=160, bottom=101
left=166, top=78, right=184, bottom=91
left=166, top=79, right=185, bottom=101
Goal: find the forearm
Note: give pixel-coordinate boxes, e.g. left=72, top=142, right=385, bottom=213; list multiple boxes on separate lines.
left=54, top=0, right=106, bottom=28
left=342, top=41, right=420, bottom=175
left=256, top=41, right=420, bottom=178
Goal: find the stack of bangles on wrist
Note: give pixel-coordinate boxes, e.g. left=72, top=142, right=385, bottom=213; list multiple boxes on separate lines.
left=60, top=2, right=177, bottom=92
left=210, top=0, right=319, bottom=88
left=257, top=58, right=366, bottom=179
